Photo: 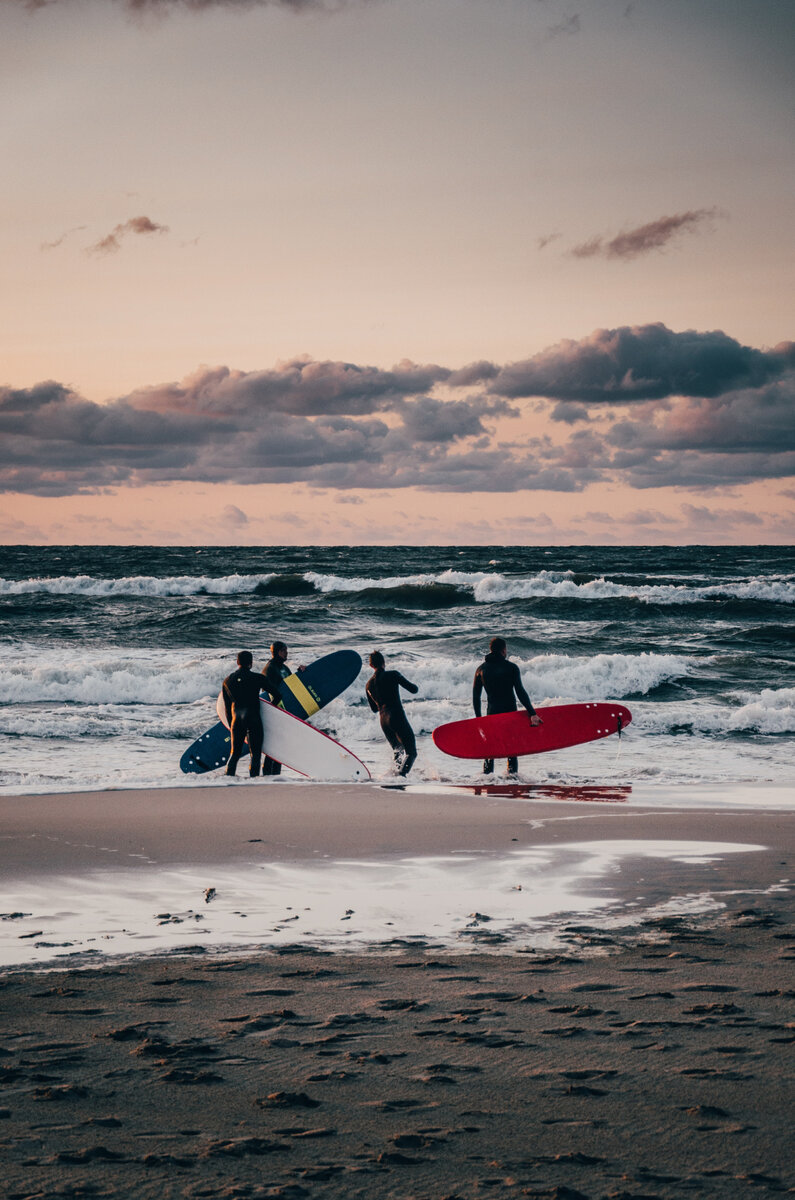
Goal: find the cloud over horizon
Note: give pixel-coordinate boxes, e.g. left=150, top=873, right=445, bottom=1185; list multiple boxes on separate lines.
left=571, top=209, right=723, bottom=261
left=1, top=325, right=792, bottom=497
left=87, top=215, right=170, bottom=255
left=491, top=323, right=795, bottom=403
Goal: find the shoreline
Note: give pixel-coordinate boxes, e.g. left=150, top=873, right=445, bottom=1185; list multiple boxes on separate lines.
left=1, top=780, right=793, bottom=877
left=1, top=783, right=792, bottom=974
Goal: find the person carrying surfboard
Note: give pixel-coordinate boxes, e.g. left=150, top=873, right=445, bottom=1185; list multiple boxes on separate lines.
left=222, top=650, right=281, bottom=778
left=365, top=651, right=419, bottom=776
left=261, top=640, right=306, bottom=776
left=473, top=637, right=542, bottom=775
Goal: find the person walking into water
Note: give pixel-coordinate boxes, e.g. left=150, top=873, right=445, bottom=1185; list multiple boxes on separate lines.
left=222, top=650, right=280, bottom=778
left=366, top=651, right=419, bottom=776
left=473, top=636, right=542, bottom=775
left=261, top=640, right=305, bottom=776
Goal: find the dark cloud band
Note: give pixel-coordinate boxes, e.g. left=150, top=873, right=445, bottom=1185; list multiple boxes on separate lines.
left=492, top=323, right=794, bottom=403
left=1, top=324, right=792, bottom=496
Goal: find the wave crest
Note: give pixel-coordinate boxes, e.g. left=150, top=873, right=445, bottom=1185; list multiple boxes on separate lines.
left=0, top=573, right=275, bottom=598
left=0, top=653, right=225, bottom=705
left=2, top=567, right=791, bottom=606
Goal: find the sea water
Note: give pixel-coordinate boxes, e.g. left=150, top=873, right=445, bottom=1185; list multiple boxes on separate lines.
left=1, top=545, right=793, bottom=801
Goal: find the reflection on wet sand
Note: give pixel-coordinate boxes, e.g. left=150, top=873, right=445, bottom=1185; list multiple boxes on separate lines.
left=462, top=782, right=633, bottom=803
left=383, top=782, right=632, bottom=803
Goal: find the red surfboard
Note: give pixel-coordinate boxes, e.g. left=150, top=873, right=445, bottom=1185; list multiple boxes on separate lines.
left=432, top=703, right=632, bottom=759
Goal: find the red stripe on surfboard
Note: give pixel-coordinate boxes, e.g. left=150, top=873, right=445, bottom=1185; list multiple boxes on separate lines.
left=217, top=694, right=371, bottom=778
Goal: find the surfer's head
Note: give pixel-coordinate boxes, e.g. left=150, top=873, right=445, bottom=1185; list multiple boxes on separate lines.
left=489, top=637, right=507, bottom=656
left=237, top=650, right=253, bottom=668
left=271, top=640, right=288, bottom=659
left=369, top=651, right=385, bottom=669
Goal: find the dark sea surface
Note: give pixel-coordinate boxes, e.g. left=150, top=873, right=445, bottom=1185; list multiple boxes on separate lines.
left=1, top=544, right=793, bottom=800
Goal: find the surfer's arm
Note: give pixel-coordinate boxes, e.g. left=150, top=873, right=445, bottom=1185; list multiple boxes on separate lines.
left=513, top=667, right=540, bottom=721
left=472, top=670, right=483, bottom=718
left=365, top=683, right=379, bottom=713
left=397, top=674, right=418, bottom=695
left=257, top=670, right=282, bottom=705
left=221, top=682, right=234, bottom=725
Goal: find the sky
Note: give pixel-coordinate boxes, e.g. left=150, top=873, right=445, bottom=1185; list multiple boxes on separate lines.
left=1, top=0, right=793, bottom=545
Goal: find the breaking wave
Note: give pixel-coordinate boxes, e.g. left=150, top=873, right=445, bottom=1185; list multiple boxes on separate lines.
left=0, top=648, right=687, bottom=708
left=0, top=573, right=275, bottom=598
left=639, top=688, right=795, bottom=736
left=0, top=652, right=227, bottom=705
left=2, top=567, right=792, bottom=606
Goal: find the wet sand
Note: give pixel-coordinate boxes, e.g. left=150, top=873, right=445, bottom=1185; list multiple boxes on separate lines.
left=1, top=782, right=793, bottom=1198
left=2, top=780, right=793, bottom=876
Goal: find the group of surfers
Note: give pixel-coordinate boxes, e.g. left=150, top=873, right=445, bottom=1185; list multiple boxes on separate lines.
left=222, top=637, right=542, bottom=780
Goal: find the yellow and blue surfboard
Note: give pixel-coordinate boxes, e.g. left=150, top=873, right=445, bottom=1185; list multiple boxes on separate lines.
left=180, top=650, right=362, bottom=773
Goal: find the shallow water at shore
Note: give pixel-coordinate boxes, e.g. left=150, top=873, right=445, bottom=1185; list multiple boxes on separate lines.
left=1, top=544, right=793, bottom=797
left=2, top=837, right=775, bottom=970
left=2, top=782, right=789, bottom=971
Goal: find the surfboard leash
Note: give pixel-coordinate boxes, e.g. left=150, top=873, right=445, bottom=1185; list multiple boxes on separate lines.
left=610, top=712, right=625, bottom=770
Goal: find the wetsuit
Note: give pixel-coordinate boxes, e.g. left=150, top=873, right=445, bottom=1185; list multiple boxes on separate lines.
left=222, top=667, right=276, bottom=777
left=473, top=651, right=537, bottom=775
left=261, top=655, right=291, bottom=776
left=366, top=667, right=419, bottom=776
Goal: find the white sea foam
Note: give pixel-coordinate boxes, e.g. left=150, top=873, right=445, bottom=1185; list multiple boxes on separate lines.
left=0, top=647, right=690, bottom=712
left=306, top=568, right=795, bottom=605
left=0, top=573, right=275, bottom=597
left=630, top=688, right=795, bottom=735
left=303, top=568, right=496, bottom=593
left=312, top=568, right=795, bottom=604
left=0, top=701, right=207, bottom=741
left=0, top=648, right=792, bottom=796
left=724, top=687, right=795, bottom=734
left=393, top=650, right=691, bottom=707
left=0, top=649, right=226, bottom=705
left=522, top=651, right=691, bottom=699
left=5, top=568, right=790, bottom=604
left=470, top=574, right=795, bottom=606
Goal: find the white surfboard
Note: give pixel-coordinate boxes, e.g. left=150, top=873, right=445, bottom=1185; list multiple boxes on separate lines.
left=217, top=692, right=370, bottom=782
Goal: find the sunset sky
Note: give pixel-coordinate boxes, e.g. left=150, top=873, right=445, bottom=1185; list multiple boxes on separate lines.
left=1, top=0, right=793, bottom=545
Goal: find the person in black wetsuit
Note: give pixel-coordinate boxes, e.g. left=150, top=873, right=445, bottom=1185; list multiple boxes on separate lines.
left=366, top=651, right=419, bottom=776
left=261, top=640, right=306, bottom=776
left=473, top=636, right=542, bottom=775
left=222, top=650, right=280, bottom=778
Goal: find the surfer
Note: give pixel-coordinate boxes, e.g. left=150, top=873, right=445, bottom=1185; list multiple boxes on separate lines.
left=366, top=651, right=419, bottom=776
left=222, top=650, right=280, bottom=778
left=473, top=637, right=542, bottom=775
left=261, top=641, right=306, bottom=776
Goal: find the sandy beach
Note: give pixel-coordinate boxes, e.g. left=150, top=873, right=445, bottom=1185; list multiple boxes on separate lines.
left=2, top=782, right=793, bottom=1199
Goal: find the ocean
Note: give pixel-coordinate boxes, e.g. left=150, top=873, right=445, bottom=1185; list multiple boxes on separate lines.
left=1, top=544, right=793, bottom=803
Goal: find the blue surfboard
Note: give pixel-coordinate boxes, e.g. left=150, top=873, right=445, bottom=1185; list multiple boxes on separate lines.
left=180, top=649, right=362, bottom=774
